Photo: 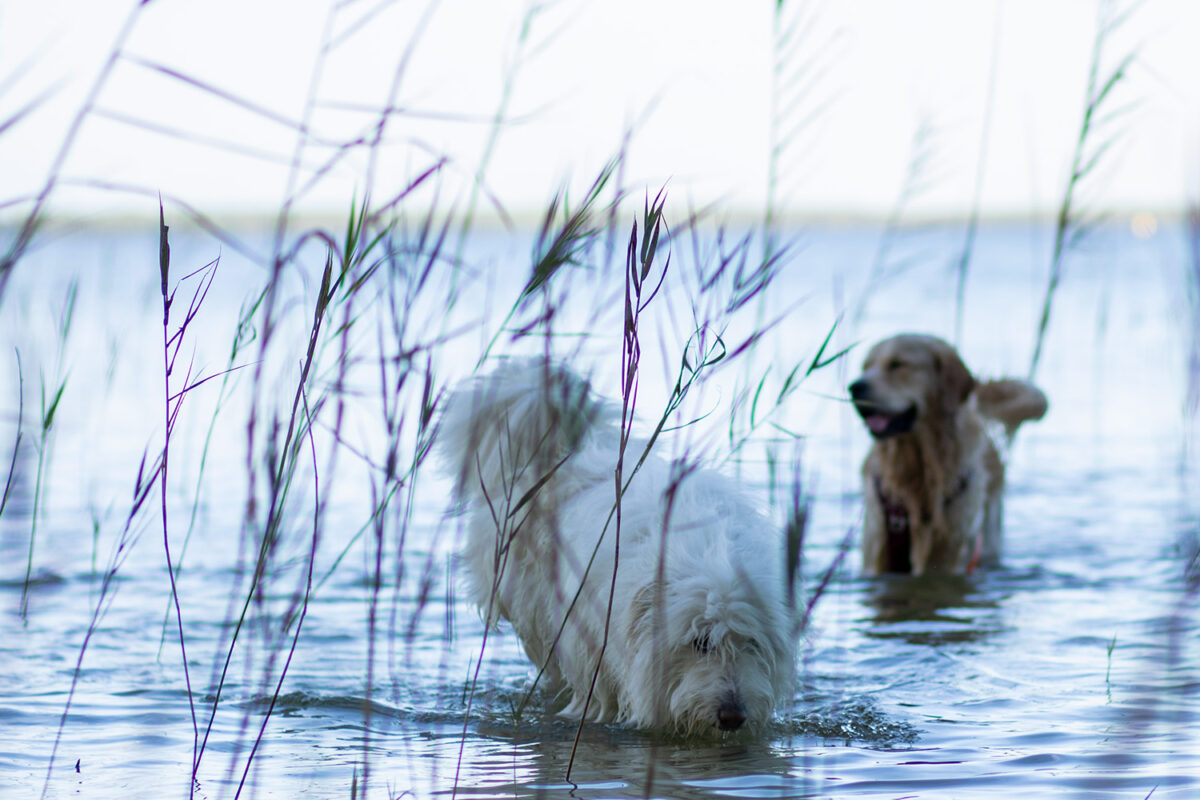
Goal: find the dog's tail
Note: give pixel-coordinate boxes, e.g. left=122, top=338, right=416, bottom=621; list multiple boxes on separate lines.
left=438, top=358, right=610, bottom=509
left=975, top=378, right=1048, bottom=437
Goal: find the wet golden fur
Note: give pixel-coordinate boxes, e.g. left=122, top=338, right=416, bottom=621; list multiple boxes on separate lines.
left=849, top=334, right=1047, bottom=575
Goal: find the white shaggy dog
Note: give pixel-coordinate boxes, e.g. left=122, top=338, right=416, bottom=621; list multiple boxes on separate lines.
left=438, top=359, right=798, bottom=734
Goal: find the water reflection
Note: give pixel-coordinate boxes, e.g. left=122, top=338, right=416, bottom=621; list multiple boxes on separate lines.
left=426, top=676, right=923, bottom=798
left=443, top=724, right=809, bottom=799
left=860, top=572, right=1006, bottom=645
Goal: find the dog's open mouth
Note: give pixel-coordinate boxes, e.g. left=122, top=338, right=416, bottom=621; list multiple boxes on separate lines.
left=854, top=403, right=917, bottom=439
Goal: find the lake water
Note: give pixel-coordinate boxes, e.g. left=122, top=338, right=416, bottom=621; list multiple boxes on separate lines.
left=1, top=219, right=1197, bottom=798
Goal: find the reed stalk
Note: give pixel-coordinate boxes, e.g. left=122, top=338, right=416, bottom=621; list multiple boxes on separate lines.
left=1029, top=0, right=1138, bottom=381
left=19, top=280, right=74, bottom=620
left=953, top=0, right=1003, bottom=345
left=39, top=206, right=231, bottom=799
left=0, top=350, right=23, bottom=522
left=156, top=204, right=200, bottom=775
left=851, top=117, right=942, bottom=329
left=764, top=0, right=840, bottom=266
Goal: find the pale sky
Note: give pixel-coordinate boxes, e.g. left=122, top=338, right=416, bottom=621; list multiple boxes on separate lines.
left=1, top=0, right=1196, bottom=225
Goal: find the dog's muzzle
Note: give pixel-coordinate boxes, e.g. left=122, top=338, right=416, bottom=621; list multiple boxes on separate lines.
left=717, top=695, right=746, bottom=731
left=848, top=380, right=917, bottom=439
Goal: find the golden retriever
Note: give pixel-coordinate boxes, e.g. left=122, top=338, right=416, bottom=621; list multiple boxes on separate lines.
left=848, top=334, right=1047, bottom=575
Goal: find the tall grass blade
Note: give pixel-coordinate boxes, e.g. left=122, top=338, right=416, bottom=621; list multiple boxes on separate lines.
left=0, top=350, right=23, bottom=522
left=1029, top=0, right=1138, bottom=381
left=953, top=0, right=1003, bottom=344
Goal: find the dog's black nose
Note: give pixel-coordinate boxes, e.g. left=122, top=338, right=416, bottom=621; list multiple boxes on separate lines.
left=848, top=379, right=870, bottom=400
left=717, top=702, right=746, bottom=731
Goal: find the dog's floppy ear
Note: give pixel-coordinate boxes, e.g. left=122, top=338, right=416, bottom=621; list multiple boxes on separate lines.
left=934, top=345, right=975, bottom=407
left=627, top=580, right=667, bottom=643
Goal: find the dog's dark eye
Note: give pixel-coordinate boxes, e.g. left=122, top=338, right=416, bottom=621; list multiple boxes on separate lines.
left=692, top=634, right=712, bottom=655
left=886, top=359, right=904, bottom=372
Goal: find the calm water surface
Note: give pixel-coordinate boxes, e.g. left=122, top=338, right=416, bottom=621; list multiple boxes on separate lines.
left=0, top=222, right=1197, bottom=798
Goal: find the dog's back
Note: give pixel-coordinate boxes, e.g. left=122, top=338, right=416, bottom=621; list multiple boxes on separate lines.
left=439, top=359, right=611, bottom=508
left=438, top=359, right=616, bottom=629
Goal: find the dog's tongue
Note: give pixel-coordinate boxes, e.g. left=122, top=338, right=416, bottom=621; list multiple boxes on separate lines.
left=864, top=414, right=891, bottom=435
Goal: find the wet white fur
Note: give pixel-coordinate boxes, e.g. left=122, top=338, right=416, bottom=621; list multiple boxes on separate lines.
left=438, top=359, right=797, bottom=734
